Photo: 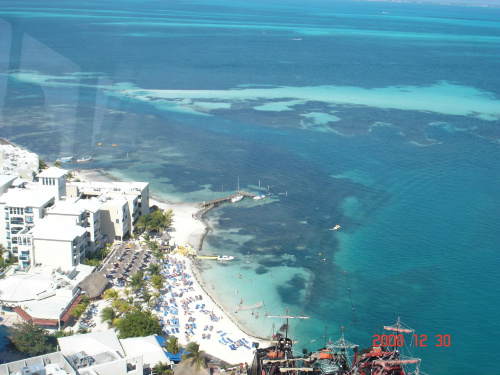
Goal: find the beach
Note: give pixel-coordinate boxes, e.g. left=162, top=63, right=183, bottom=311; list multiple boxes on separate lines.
left=73, top=169, right=264, bottom=364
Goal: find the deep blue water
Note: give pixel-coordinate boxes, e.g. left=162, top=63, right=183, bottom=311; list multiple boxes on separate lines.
left=1, top=1, right=500, bottom=373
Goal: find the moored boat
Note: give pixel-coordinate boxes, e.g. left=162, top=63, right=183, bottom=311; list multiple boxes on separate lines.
left=217, top=255, right=235, bottom=261
left=253, top=194, right=266, bottom=201
left=231, top=195, right=243, bottom=203
left=56, top=156, right=74, bottom=163
left=76, top=156, right=92, bottom=163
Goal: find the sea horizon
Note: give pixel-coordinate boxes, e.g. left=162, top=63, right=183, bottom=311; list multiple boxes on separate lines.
left=1, top=0, right=500, bottom=373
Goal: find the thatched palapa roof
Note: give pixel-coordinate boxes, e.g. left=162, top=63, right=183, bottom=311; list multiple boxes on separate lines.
left=78, top=272, right=110, bottom=299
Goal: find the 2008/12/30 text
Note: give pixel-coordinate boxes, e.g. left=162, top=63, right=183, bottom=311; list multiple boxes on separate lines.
left=373, top=334, right=451, bottom=347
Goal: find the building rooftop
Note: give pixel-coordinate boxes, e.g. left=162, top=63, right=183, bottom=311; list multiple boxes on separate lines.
left=120, top=335, right=171, bottom=368
left=58, top=330, right=126, bottom=359
left=0, top=272, right=54, bottom=302
left=37, top=166, right=68, bottom=179
left=30, top=217, right=87, bottom=241
left=0, top=351, right=76, bottom=375
left=47, top=199, right=86, bottom=216
left=0, top=187, right=55, bottom=208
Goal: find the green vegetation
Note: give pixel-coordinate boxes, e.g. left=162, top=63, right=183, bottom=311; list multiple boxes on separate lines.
left=100, top=306, right=119, bottom=328
left=116, top=310, right=162, bottom=339
left=165, top=336, right=181, bottom=355
left=152, top=362, right=172, bottom=375
left=83, top=244, right=112, bottom=267
left=127, top=270, right=146, bottom=294
left=0, top=244, right=15, bottom=272
left=9, top=322, right=55, bottom=356
left=182, top=342, right=207, bottom=371
left=137, top=209, right=174, bottom=234
left=38, top=159, right=48, bottom=172
left=70, top=296, right=90, bottom=319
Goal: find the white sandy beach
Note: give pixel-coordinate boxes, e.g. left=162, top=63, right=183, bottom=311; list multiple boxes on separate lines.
left=72, top=169, right=264, bottom=364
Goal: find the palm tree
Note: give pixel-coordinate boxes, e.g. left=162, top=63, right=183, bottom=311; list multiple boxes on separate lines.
left=38, top=159, right=48, bottom=172
left=152, top=361, right=172, bottom=375
left=148, top=241, right=160, bottom=253
left=141, top=289, right=153, bottom=306
left=103, top=288, right=119, bottom=302
left=152, top=291, right=161, bottom=305
left=114, top=299, right=136, bottom=315
left=165, top=336, right=181, bottom=355
left=148, top=263, right=161, bottom=276
left=128, top=271, right=145, bottom=294
left=137, top=213, right=153, bottom=233
left=100, top=307, right=118, bottom=328
left=182, top=342, right=207, bottom=371
left=151, top=274, right=163, bottom=292
left=123, top=288, right=133, bottom=299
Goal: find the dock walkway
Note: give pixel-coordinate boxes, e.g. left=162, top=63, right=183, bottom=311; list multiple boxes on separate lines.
left=199, top=191, right=256, bottom=208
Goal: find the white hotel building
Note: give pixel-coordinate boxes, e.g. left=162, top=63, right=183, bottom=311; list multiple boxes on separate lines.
left=0, top=166, right=149, bottom=271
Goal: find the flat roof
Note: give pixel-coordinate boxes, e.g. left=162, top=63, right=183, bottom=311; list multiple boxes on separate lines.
left=59, top=330, right=126, bottom=358
left=37, top=166, right=68, bottom=179
left=0, top=272, right=54, bottom=302
left=47, top=200, right=85, bottom=216
left=0, top=187, right=54, bottom=208
left=31, top=217, right=87, bottom=241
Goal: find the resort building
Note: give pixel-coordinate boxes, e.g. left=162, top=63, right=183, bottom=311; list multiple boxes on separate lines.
left=98, top=195, right=131, bottom=242
left=58, top=330, right=171, bottom=375
left=45, top=197, right=106, bottom=254
left=66, top=179, right=149, bottom=215
left=0, top=263, right=94, bottom=330
left=0, top=351, right=76, bottom=375
left=0, top=187, right=55, bottom=266
left=30, top=217, right=88, bottom=271
left=36, top=166, right=68, bottom=201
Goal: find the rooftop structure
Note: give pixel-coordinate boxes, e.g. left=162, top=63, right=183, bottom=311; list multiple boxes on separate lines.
left=0, top=351, right=76, bottom=375
left=30, top=217, right=87, bottom=242
left=0, top=187, right=55, bottom=209
left=58, top=330, right=147, bottom=375
left=0, top=264, right=93, bottom=329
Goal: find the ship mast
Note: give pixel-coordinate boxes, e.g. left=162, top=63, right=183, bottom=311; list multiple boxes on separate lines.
left=266, top=306, right=310, bottom=340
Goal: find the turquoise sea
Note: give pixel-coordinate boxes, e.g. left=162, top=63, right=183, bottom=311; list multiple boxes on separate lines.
left=1, top=1, right=500, bottom=373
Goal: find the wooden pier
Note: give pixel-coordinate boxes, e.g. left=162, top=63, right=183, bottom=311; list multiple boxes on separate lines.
left=199, top=191, right=256, bottom=208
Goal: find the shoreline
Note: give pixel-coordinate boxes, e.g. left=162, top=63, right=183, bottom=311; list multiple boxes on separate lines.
left=72, top=168, right=268, bottom=362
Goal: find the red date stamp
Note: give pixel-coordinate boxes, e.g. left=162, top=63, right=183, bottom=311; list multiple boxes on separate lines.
left=373, top=334, right=451, bottom=347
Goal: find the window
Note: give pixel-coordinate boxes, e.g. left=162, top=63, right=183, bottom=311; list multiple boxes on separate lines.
left=116, top=219, right=119, bottom=224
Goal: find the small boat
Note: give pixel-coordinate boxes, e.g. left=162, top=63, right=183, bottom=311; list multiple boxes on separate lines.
left=56, top=156, right=74, bottom=163
left=231, top=195, right=243, bottom=203
left=76, top=156, right=92, bottom=163
left=330, top=225, right=341, bottom=231
left=217, top=255, right=235, bottom=261
left=253, top=194, right=265, bottom=201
